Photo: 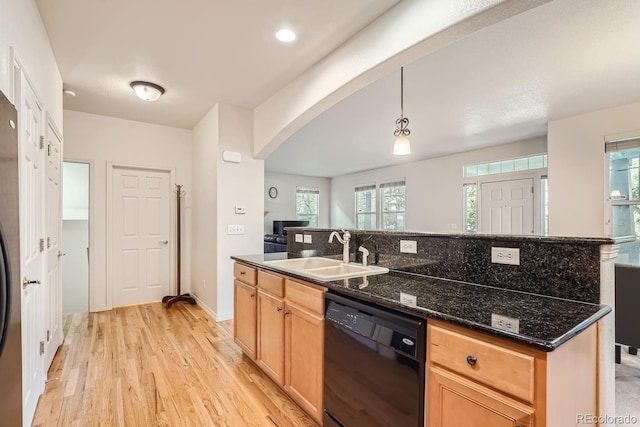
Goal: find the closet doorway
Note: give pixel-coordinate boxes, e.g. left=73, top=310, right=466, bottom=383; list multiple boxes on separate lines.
left=62, top=162, right=90, bottom=313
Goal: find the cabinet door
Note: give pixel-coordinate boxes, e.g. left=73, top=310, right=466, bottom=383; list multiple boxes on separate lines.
left=257, top=290, right=285, bottom=385
left=284, top=302, right=324, bottom=423
left=234, top=280, right=257, bottom=359
left=428, top=366, right=533, bottom=427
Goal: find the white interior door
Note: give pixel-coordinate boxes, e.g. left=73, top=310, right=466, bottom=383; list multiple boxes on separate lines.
left=111, top=167, right=171, bottom=307
left=44, top=119, right=63, bottom=367
left=18, top=72, right=45, bottom=425
left=480, top=178, right=534, bottom=235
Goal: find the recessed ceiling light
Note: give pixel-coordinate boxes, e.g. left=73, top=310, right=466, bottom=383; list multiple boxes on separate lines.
left=275, top=29, right=296, bottom=43
left=63, top=89, right=76, bottom=97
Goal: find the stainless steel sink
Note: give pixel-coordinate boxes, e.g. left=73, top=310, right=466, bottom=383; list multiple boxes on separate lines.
left=264, top=257, right=389, bottom=281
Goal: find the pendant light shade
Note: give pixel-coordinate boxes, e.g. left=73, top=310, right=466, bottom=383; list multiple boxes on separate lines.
left=130, top=81, right=165, bottom=101
left=392, top=67, right=411, bottom=155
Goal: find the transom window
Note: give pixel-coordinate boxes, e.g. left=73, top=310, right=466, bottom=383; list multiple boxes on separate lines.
left=464, top=154, right=548, bottom=178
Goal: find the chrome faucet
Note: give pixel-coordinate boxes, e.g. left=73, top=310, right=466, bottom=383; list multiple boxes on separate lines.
left=328, top=229, right=351, bottom=263
left=358, top=246, right=369, bottom=266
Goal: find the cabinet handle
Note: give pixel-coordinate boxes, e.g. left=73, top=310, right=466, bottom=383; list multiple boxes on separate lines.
left=240, top=271, right=246, bottom=275
left=466, top=355, right=477, bottom=366
left=284, top=310, right=290, bottom=315
left=277, top=307, right=283, bottom=312
left=250, top=293, right=255, bottom=298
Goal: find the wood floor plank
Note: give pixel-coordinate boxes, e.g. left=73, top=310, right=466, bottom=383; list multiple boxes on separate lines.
left=32, top=303, right=318, bottom=427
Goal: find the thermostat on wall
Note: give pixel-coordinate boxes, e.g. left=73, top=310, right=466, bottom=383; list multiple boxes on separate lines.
left=235, top=205, right=246, bottom=214
left=222, top=150, right=242, bottom=163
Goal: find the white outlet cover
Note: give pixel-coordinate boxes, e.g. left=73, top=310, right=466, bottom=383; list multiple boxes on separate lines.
left=295, top=234, right=303, bottom=243
left=491, top=247, right=520, bottom=265
left=491, top=313, right=520, bottom=333
left=400, top=292, right=417, bottom=307
left=400, top=240, right=418, bottom=254
left=303, top=234, right=312, bottom=244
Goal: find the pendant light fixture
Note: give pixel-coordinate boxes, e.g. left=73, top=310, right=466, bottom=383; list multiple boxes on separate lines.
left=130, top=81, right=165, bottom=101
left=392, top=67, right=411, bottom=155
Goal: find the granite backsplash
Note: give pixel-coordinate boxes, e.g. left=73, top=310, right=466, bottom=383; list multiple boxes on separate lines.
left=286, top=228, right=614, bottom=304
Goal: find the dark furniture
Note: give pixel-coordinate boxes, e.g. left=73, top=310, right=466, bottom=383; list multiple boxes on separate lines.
left=615, top=264, right=640, bottom=363
left=264, top=220, right=309, bottom=253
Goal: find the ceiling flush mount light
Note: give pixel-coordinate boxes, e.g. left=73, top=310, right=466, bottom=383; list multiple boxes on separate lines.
left=63, top=89, right=76, bottom=97
left=130, top=81, right=165, bottom=101
left=392, top=67, right=411, bottom=156
left=275, top=28, right=296, bottom=43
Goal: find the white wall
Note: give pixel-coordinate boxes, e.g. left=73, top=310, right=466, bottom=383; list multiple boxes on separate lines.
left=548, top=101, right=640, bottom=237
left=191, top=104, right=263, bottom=321
left=63, top=110, right=193, bottom=312
left=0, top=0, right=62, bottom=127
left=191, top=105, right=219, bottom=316
left=217, top=104, right=263, bottom=320
left=331, top=137, right=547, bottom=232
left=264, top=172, right=331, bottom=233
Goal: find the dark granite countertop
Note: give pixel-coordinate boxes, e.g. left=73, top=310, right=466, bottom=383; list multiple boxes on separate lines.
left=232, top=252, right=611, bottom=352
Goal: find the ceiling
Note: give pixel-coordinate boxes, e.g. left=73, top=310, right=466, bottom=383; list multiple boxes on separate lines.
left=267, top=0, right=640, bottom=177
left=35, top=0, right=399, bottom=129
left=36, top=0, right=640, bottom=179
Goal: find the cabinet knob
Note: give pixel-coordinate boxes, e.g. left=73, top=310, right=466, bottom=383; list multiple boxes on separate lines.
left=250, top=293, right=255, bottom=298
left=466, top=355, right=477, bottom=366
left=277, top=306, right=283, bottom=312
left=284, top=310, right=290, bottom=315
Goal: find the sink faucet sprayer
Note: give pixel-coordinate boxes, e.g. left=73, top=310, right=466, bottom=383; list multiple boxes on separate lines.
left=328, top=230, right=351, bottom=263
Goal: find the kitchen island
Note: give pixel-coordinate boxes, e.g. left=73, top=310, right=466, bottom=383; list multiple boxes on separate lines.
left=232, top=248, right=611, bottom=427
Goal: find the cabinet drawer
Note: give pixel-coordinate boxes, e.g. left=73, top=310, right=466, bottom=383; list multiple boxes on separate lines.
left=258, top=270, right=285, bottom=297
left=429, top=324, right=535, bottom=403
left=285, top=279, right=325, bottom=315
left=234, top=263, right=256, bottom=285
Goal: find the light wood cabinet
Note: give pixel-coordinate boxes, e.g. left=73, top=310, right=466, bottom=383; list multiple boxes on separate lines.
left=233, top=263, right=257, bottom=359
left=427, top=319, right=598, bottom=427
left=284, top=279, right=325, bottom=423
left=257, top=289, right=286, bottom=384
left=233, top=280, right=257, bottom=359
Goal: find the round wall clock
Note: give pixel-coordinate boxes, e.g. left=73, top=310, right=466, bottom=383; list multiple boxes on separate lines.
left=268, top=186, right=278, bottom=199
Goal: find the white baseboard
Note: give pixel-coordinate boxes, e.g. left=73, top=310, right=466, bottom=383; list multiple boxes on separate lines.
left=191, top=294, right=234, bottom=322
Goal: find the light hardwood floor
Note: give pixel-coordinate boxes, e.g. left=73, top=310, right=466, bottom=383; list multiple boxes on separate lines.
left=32, top=303, right=317, bottom=427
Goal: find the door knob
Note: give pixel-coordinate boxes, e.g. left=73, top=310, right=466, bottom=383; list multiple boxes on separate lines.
left=23, top=277, right=41, bottom=289
left=159, top=240, right=169, bottom=245
left=57, top=250, right=66, bottom=258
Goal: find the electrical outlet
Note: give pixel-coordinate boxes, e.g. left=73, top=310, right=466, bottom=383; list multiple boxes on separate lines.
left=227, top=224, right=244, bottom=235
left=295, top=234, right=303, bottom=243
left=400, top=240, right=417, bottom=254
left=400, top=292, right=417, bottom=307
left=491, top=247, right=520, bottom=265
left=491, top=313, right=520, bottom=333
left=303, top=234, right=312, bottom=244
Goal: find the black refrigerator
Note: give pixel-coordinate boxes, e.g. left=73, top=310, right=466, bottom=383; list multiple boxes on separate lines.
left=0, top=89, right=23, bottom=426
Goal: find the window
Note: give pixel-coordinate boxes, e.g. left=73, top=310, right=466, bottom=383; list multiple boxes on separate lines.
left=355, top=181, right=406, bottom=230
left=295, top=188, right=319, bottom=227
left=463, top=184, right=477, bottom=232
left=380, top=181, right=406, bottom=231
left=355, top=184, right=377, bottom=230
left=464, top=154, right=548, bottom=177
left=541, top=176, right=549, bottom=235
left=607, top=138, right=640, bottom=265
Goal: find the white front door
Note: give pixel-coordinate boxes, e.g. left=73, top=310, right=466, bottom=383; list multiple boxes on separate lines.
left=17, top=71, right=45, bottom=425
left=44, top=119, right=63, bottom=367
left=111, top=167, right=171, bottom=307
left=480, top=178, right=534, bottom=235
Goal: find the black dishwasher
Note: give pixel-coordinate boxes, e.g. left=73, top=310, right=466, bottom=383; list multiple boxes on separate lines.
left=323, top=292, right=426, bottom=427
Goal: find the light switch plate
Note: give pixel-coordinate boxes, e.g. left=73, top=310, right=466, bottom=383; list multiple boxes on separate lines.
left=303, top=234, right=312, bottom=244
left=491, top=313, right=520, bottom=333
left=400, top=292, right=417, bottom=307
left=227, top=224, right=244, bottom=235
left=295, top=234, right=303, bottom=243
